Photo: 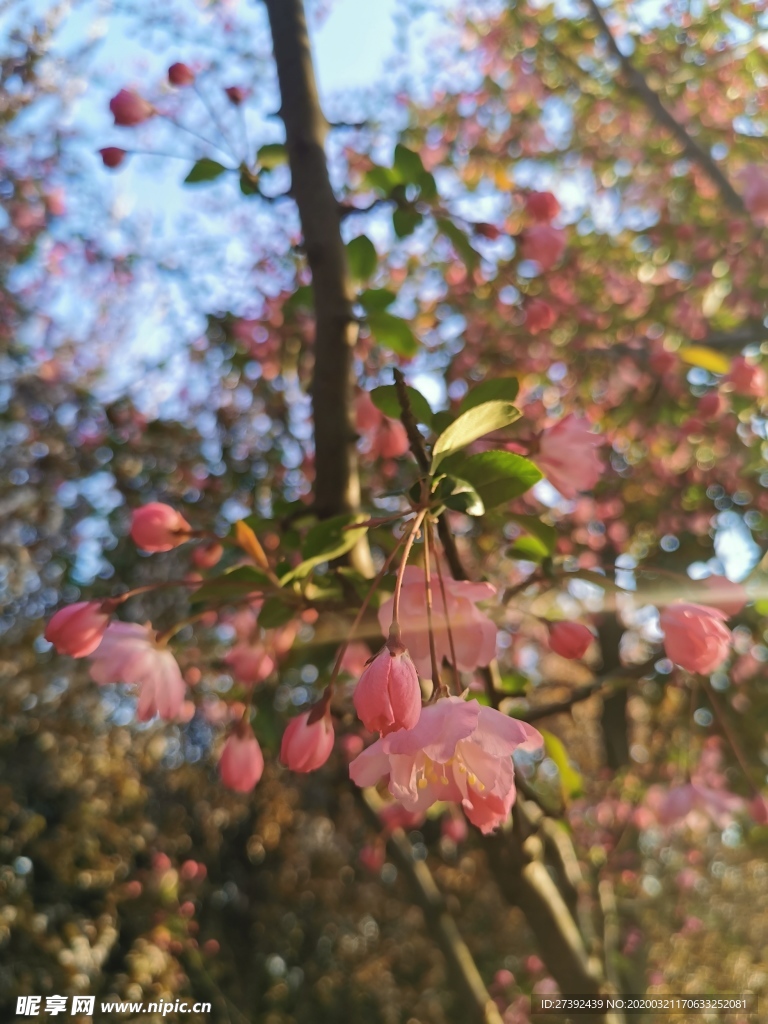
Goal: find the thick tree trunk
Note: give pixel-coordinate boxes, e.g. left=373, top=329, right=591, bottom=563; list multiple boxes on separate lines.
left=264, top=0, right=370, bottom=573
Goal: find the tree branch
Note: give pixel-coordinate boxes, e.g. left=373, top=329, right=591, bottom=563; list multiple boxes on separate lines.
left=583, top=0, right=745, bottom=214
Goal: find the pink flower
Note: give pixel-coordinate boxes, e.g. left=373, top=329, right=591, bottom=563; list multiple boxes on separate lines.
left=525, top=191, right=560, bottom=222
left=109, top=89, right=154, bottom=127
left=524, top=298, right=556, bottom=335
left=223, top=643, right=275, bottom=685
left=698, top=576, right=748, bottom=618
left=377, top=567, right=497, bottom=678
left=280, top=707, right=335, bottom=772
left=224, top=86, right=248, bottom=105
left=520, top=224, right=566, bottom=270
left=130, top=502, right=192, bottom=552
left=192, top=541, right=223, bottom=569
left=45, top=601, right=111, bottom=657
left=535, top=414, right=604, bottom=499
left=548, top=621, right=593, bottom=660
left=355, top=391, right=409, bottom=460
left=219, top=723, right=264, bottom=792
left=168, top=62, right=195, bottom=87
left=353, top=639, right=422, bottom=735
left=726, top=355, right=766, bottom=398
left=659, top=602, right=732, bottom=674
left=99, top=147, right=127, bottom=169
left=656, top=780, right=744, bottom=829
left=738, top=164, right=768, bottom=224
left=349, top=696, right=543, bottom=833
left=89, top=622, right=186, bottom=721
left=697, top=391, right=728, bottom=418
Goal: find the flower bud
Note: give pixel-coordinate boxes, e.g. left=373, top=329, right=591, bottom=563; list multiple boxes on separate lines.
left=130, top=502, right=192, bottom=552
left=192, top=541, right=223, bottom=569
left=224, top=86, right=248, bottom=106
left=353, top=640, right=421, bottom=735
left=168, top=62, right=195, bottom=87
left=280, top=707, right=335, bottom=772
left=660, top=602, right=731, bottom=674
left=99, top=147, right=127, bottom=169
left=109, top=89, right=154, bottom=127
left=525, top=190, right=560, bottom=222
left=548, top=621, right=593, bottom=660
left=219, top=723, right=264, bottom=792
left=44, top=601, right=111, bottom=657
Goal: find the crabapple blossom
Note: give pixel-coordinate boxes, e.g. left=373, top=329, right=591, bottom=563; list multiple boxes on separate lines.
left=192, top=541, right=223, bottom=569
left=354, top=391, right=409, bottom=460
left=130, top=502, right=192, bottom=552
left=548, top=621, right=593, bottom=660
left=524, top=191, right=560, bottom=222
left=653, top=780, right=745, bottom=829
left=224, top=86, right=248, bottom=105
left=659, top=602, right=732, bottom=674
left=534, top=415, right=603, bottom=499
left=44, top=601, right=111, bottom=658
left=699, top=576, right=748, bottom=618
left=524, top=298, right=556, bottom=335
left=168, top=62, right=195, bottom=86
left=377, top=566, right=497, bottom=678
left=89, top=622, right=186, bottom=721
left=219, top=722, right=264, bottom=792
left=223, top=643, right=275, bottom=685
left=99, top=147, right=127, bottom=169
left=738, top=164, right=768, bottom=223
left=520, top=224, right=566, bottom=270
left=353, top=639, right=422, bottom=735
left=280, top=706, right=335, bottom=772
left=349, top=696, right=543, bottom=833
left=109, top=89, right=154, bottom=126
left=726, top=355, right=766, bottom=398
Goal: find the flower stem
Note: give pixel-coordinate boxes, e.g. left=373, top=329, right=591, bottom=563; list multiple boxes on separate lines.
left=422, top=516, right=447, bottom=698
left=430, top=521, right=461, bottom=695
left=390, top=509, right=427, bottom=635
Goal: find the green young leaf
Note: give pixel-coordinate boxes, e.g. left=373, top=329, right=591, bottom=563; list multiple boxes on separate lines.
left=430, top=401, right=520, bottom=472
left=436, top=217, right=479, bottom=269
left=394, top=143, right=426, bottom=182
left=184, top=158, right=228, bottom=184
left=460, top=377, right=520, bottom=413
left=257, top=597, right=297, bottom=629
left=239, top=171, right=259, bottom=196
left=430, top=410, right=454, bottom=436
left=364, top=165, right=401, bottom=194
left=367, top=311, right=418, bottom=356
left=443, top=481, right=484, bottom=516
left=347, top=235, right=377, bottom=282
left=441, top=451, right=541, bottom=508
left=542, top=730, right=584, bottom=803
left=358, top=288, right=397, bottom=313
left=189, top=565, right=270, bottom=606
left=280, top=514, right=368, bottom=584
left=370, top=383, right=433, bottom=426
left=393, top=207, right=423, bottom=238
left=257, top=143, right=288, bottom=169
left=506, top=514, right=557, bottom=556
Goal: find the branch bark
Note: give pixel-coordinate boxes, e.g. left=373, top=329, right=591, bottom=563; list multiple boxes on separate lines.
left=264, top=0, right=372, bottom=573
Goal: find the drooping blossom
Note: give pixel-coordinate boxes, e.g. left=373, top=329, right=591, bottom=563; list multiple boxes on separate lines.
left=168, top=62, right=195, bottom=86
left=45, top=601, right=111, bottom=658
left=524, top=298, right=556, bottom=335
left=520, top=224, right=566, bottom=271
left=524, top=191, right=560, bottom=222
left=548, top=621, right=593, bottom=660
left=534, top=415, right=604, bottom=499
left=377, top=566, right=497, bottom=678
left=89, top=622, right=186, bottom=721
left=726, top=355, right=766, bottom=398
left=192, top=541, right=223, bottom=569
left=130, top=502, right=192, bottom=552
left=223, top=643, right=275, bottom=685
left=109, top=89, right=154, bottom=127
left=353, top=639, right=422, bottom=735
left=698, top=575, right=748, bottom=618
left=659, top=602, right=732, bottom=674
left=99, top=147, right=127, bottom=169
left=280, top=706, right=335, bottom=772
left=224, top=85, right=248, bottom=105
left=219, top=722, right=264, bottom=792
left=354, top=391, right=409, bottom=460
left=349, top=696, right=543, bottom=833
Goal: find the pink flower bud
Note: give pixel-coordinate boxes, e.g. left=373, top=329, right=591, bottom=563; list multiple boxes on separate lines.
left=168, top=62, right=195, bottom=87
left=280, top=707, right=335, bottom=772
left=109, top=89, right=154, bottom=127
left=224, top=644, right=275, bottom=685
left=44, top=601, right=111, bottom=657
left=441, top=814, right=468, bottom=844
left=130, top=502, right=192, bottom=552
left=353, top=640, right=422, bottom=735
left=520, top=224, right=566, bottom=270
left=99, top=147, right=127, bottom=169
left=224, top=86, right=248, bottom=106
left=358, top=844, right=385, bottom=873
left=548, top=621, right=593, bottom=660
left=219, top=723, right=264, bottom=792
left=525, top=191, right=560, bottom=222
left=660, top=602, right=732, bottom=674
left=697, top=391, right=728, bottom=418
left=376, top=418, right=409, bottom=459
left=535, top=414, right=603, bottom=499
left=726, top=355, right=766, bottom=398
left=192, top=541, right=223, bottom=569
left=524, top=298, right=556, bottom=335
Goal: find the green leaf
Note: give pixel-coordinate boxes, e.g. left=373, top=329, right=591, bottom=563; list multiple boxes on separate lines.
left=430, top=401, right=520, bottom=472
left=239, top=170, right=259, bottom=196
left=368, top=311, right=418, bottom=357
left=257, top=597, right=297, bottom=629
left=431, top=410, right=454, bottom=436
left=189, top=565, right=270, bottom=606
left=499, top=672, right=530, bottom=695
left=394, top=144, right=426, bottom=182
left=184, top=158, right=228, bottom=184
left=359, top=288, right=397, bottom=313
left=441, top=451, right=541, bottom=508
left=460, top=377, right=519, bottom=413
left=542, top=730, right=583, bottom=803
left=280, top=514, right=368, bottom=584
left=506, top=514, right=557, bottom=562
left=436, top=217, right=479, bottom=269
left=443, top=481, right=484, bottom=516
left=393, top=207, right=423, bottom=238
left=364, top=164, right=401, bottom=194
left=284, top=285, right=314, bottom=314
left=347, top=235, right=377, bottom=282
left=257, top=143, right=288, bottom=169
left=371, top=384, right=433, bottom=426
